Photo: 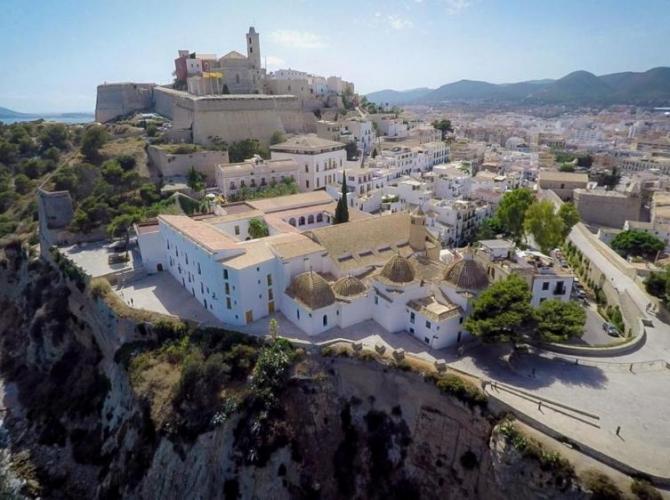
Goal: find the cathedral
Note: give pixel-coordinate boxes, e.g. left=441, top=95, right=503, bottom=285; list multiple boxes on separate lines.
left=174, top=27, right=266, bottom=95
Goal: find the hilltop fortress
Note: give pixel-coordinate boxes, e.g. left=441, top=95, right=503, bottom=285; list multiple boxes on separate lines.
left=95, top=27, right=355, bottom=146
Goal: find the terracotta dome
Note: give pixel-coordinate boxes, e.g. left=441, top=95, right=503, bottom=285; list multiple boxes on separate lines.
left=444, top=256, right=489, bottom=290
left=379, top=254, right=415, bottom=284
left=286, top=271, right=335, bottom=309
left=332, top=276, right=367, bottom=297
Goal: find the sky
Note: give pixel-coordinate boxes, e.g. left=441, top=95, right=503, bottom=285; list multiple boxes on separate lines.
left=1, top=0, right=669, bottom=113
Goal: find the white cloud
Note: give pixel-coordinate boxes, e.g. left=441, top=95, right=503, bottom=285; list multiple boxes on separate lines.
left=265, top=55, right=286, bottom=69
left=268, top=30, right=327, bottom=49
left=441, top=0, right=472, bottom=14
left=387, top=15, right=414, bottom=30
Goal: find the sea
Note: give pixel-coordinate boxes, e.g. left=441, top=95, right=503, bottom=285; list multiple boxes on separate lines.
left=0, top=113, right=94, bottom=125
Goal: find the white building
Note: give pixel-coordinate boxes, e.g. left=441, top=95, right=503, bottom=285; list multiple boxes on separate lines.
left=476, top=240, right=574, bottom=307
left=215, top=156, right=300, bottom=198
left=136, top=207, right=492, bottom=349
left=270, top=135, right=347, bottom=191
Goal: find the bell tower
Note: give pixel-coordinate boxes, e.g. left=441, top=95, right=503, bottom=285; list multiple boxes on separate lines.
left=409, top=206, right=427, bottom=251
left=246, top=27, right=261, bottom=70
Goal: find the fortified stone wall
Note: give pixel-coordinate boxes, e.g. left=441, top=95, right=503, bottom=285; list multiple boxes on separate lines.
left=574, top=190, right=642, bottom=228
left=154, top=87, right=317, bottom=146
left=95, top=83, right=155, bottom=123
left=146, top=145, right=228, bottom=182
left=97, top=83, right=320, bottom=145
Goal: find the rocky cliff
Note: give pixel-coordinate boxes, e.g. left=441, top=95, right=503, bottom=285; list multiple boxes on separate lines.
left=0, top=245, right=587, bottom=499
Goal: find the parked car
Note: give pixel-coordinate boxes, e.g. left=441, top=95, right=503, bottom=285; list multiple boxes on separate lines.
left=602, top=322, right=619, bottom=336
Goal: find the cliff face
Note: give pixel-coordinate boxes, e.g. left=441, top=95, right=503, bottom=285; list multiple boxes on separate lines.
left=0, top=249, right=585, bottom=499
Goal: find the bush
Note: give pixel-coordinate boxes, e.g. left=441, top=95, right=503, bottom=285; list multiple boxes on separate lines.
left=631, top=479, right=662, bottom=500
left=581, top=470, right=623, bottom=499
left=435, top=374, right=487, bottom=409
left=499, top=420, right=574, bottom=478
left=80, top=125, right=109, bottom=161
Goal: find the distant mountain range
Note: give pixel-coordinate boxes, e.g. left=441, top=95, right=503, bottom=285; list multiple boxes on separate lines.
left=0, top=106, right=93, bottom=123
left=366, top=67, right=670, bottom=106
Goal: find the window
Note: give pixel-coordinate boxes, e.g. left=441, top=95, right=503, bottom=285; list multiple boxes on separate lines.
left=235, top=225, right=240, bottom=235
left=267, top=274, right=272, bottom=286
left=424, top=337, right=430, bottom=344
left=542, top=281, right=549, bottom=291
left=197, top=263, right=201, bottom=275
left=185, top=254, right=188, bottom=264
left=225, top=283, right=230, bottom=295
left=374, top=295, right=379, bottom=305
left=316, top=213, right=323, bottom=223
left=224, top=269, right=229, bottom=280
left=425, top=320, right=431, bottom=329
left=289, top=218, right=296, bottom=227
left=268, top=289, right=274, bottom=300
left=200, top=283, right=204, bottom=294
left=410, top=312, right=415, bottom=324
left=167, top=240, right=170, bottom=249
left=306, top=180, right=310, bottom=189
left=459, top=316, right=463, bottom=324
left=297, top=309, right=300, bottom=319
left=226, top=297, right=231, bottom=309
left=299, top=216, right=306, bottom=226
left=305, top=165, right=309, bottom=173
left=308, top=214, right=314, bottom=224
left=323, top=315, right=328, bottom=326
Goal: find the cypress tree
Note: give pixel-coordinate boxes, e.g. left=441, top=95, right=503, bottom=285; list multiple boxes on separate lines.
left=334, top=171, right=349, bottom=224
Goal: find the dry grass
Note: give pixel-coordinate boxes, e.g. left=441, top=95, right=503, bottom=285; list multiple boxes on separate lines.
left=131, top=357, right=182, bottom=428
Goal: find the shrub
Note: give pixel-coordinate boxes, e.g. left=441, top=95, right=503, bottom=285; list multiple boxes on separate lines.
left=631, top=479, right=662, bottom=500
left=581, top=470, right=623, bottom=499
left=499, top=420, right=574, bottom=478
left=435, top=374, right=487, bottom=409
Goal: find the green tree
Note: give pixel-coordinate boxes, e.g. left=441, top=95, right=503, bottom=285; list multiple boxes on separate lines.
left=139, top=183, right=161, bottom=204
left=558, top=202, right=580, bottom=238
left=117, top=154, right=136, bottom=171
left=496, top=188, right=534, bottom=244
left=269, top=131, right=285, bottom=145
left=595, top=167, right=621, bottom=190
left=101, top=160, right=125, bottom=186
left=558, top=163, right=575, bottom=172
left=432, top=118, right=453, bottom=139
left=524, top=200, right=565, bottom=254
left=39, top=123, right=69, bottom=150
left=186, top=166, right=205, bottom=193
left=228, top=139, right=268, bottom=162
left=474, top=217, right=504, bottom=241
left=611, top=229, right=665, bottom=260
left=645, top=267, right=670, bottom=305
left=534, top=299, right=586, bottom=342
left=345, top=141, right=358, bottom=161
left=13, top=173, right=32, bottom=195
left=464, top=274, right=533, bottom=342
left=248, top=217, right=269, bottom=239
left=334, top=171, right=349, bottom=224
left=80, top=125, right=108, bottom=162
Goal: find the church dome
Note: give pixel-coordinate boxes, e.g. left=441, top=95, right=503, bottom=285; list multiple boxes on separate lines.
left=332, top=276, right=367, bottom=297
left=380, top=254, right=415, bottom=284
left=287, top=271, right=335, bottom=309
left=444, top=256, right=489, bottom=290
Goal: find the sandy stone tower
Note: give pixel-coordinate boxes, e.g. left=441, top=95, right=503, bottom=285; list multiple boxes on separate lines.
left=409, top=206, right=427, bottom=251
left=246, top=27, right=261, bottom=70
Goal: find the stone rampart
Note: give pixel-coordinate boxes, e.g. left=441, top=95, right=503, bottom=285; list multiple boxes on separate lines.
left=95, top=83, right=155, bottom=123
left=154, top=87, right=317, bottom=146
left=146, top=145, right=228, bottom=182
